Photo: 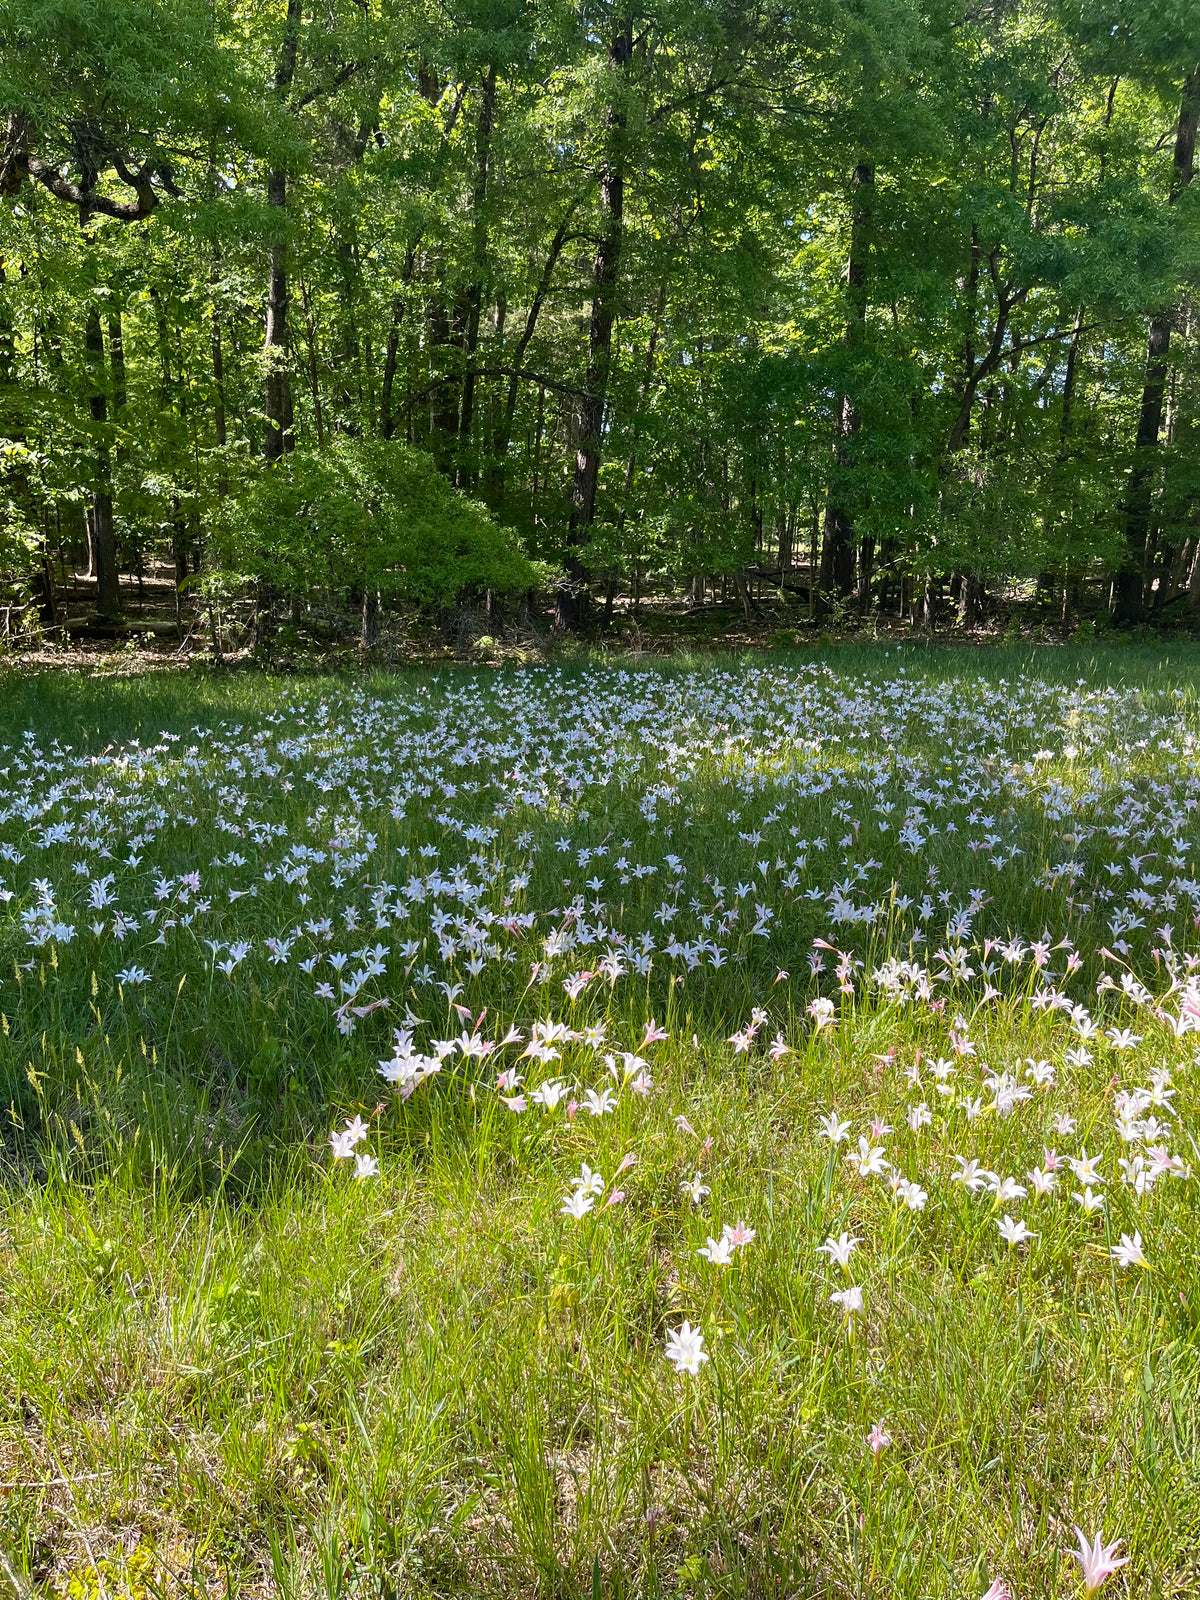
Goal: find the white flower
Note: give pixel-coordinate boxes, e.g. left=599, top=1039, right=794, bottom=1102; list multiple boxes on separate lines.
left=664, top=1321, right=709, bottom=1375
left=681, top=1172, right=710, bottom=1205
left=996, top=1215, right=1036, bottom=1246
left=816, top=1231, right=860, bottom=1268
left=829, top=1285, right=864, bottom=1317
left=697, top=1235, right=734, bottom=1266
left=1067, top=1149, right=1105, bottom=1186
left=1110, top=1231, right=1149, bottom=1269
left=988, top=1175, right=1027, bottom=1203
left=817, top=1111, right=852, bottom=1144
left=531, top=1079, right=568, bottom=1110
left=561, top=1189, right=595, bottom=1219
left=1106, top=1027, right=1142, bottom=1050
left=845, top=1136, right=888, bottom=1177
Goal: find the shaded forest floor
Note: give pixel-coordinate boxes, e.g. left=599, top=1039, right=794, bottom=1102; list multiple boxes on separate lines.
left=5, top=565, right=1191, bottom=682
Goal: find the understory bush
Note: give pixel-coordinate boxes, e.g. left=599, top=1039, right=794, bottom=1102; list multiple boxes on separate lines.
left=214, top=438, right=533, bottom=609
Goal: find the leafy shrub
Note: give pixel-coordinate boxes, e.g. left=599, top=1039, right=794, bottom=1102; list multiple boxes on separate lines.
left=0, top=441, right=46, bottom=599
left=215, top=439, right=532, bottom=608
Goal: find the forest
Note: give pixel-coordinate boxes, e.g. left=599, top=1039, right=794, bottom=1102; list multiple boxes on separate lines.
left=1, top=0, right=1199, bottom=646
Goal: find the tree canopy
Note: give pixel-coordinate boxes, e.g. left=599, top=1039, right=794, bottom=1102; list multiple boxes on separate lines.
left=1, top=0, right=1199, bottom=638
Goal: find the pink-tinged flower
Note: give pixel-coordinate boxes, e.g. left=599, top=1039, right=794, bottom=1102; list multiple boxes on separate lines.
left=642, top=1018, right=668, bottom=1046
left=604, top=1188, right=626, bottom=1208
left=866, top=1421, right=890, bottom=1458
left=1071, top=1528, right=1127, bottom=1597
left=980, top=1580, right=1012, bottom=1600
left=501, top=1094, right=527, bottom=1113
left=615, top=1151, right=638, bottom=1175
left=566, top=1100, right=578, bottom=1122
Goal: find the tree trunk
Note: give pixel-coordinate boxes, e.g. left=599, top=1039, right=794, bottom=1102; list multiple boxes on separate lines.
left=958, top=571, right=984, bottom=628
left=779, top=505, right=794, bottom=578
left=820, top=160, right=873, bottom=605
left=263, top=0, right=301, bottom=462
left=486, top=205, right=577, bottom=498
left=425, top=293, right=460, bottom=470
left=1112, top=63, right=1200, bottom=623
left=1059, top=308, right=1084, bottom=443
left=212, top=294, right=228, bottom=495
left=107, top=310, right=127, bottom=416
left=361, top=588, right=380, bottom=648
left=380, top=246, right=417, bottom=441
left=264, top=167, right=295, bottom=460
left=0, top=263, right=13, bottom=388
left=297, top=272, right=325, bottom=448
left=457, top=65, right=497, bottom=487
left=557, top=17, right=632, bottom=632
left=84, top=311, right=120, bottom=616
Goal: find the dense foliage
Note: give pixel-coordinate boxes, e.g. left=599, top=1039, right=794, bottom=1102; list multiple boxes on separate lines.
left=1, top=0, right=1199, bottom=634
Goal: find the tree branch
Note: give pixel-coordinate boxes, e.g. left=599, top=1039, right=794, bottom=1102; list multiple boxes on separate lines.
left=23, top=154, right=160, bottom=220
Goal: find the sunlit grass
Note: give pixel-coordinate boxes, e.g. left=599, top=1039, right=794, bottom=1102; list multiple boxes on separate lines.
left=1, top=645, right=1199, bottom=1597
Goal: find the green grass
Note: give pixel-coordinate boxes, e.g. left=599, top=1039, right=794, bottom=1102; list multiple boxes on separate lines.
left=1, top=644, right=1199, bottom=1598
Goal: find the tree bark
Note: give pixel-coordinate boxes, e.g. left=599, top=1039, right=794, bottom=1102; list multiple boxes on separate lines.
left=819, top=160, right=873, bottom=605
left=0, top=263, right=13, bottom=389
left=264, top=0, right=301, bottom=462
left=557, top=18, right=632, bottom=631
left=361, top=588, right=380, bottom=647
left=425, top=292, right=460, bottom=469
left=457, top=65, right=497, bottom=487
left=85, top=310, right=120, bottom=616
left=212, top=272, right=228, bottom=498
left=264, top=166, right=296, bottom=460
left=485, top=204, right=577, bottom=498
left=1059, top=308, right=1084, bottom=443
left=297, top=272, right=325, bottom=448
left=380, top=245, right=418, bottom=441
left=1112, top=63, right=1200, bottom=623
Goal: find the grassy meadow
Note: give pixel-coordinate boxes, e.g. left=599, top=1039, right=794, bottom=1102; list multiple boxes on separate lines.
left=1, top=642, right=1199, bottom=1599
